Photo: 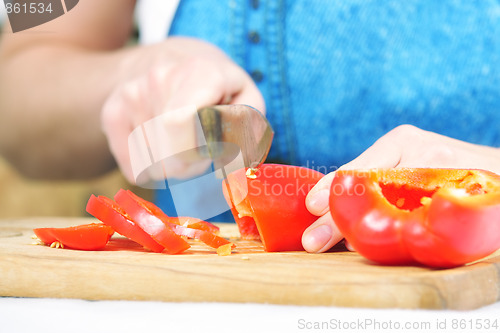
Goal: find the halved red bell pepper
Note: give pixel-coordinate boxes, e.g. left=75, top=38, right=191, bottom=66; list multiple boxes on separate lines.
left=114, top=189, right=190, bottom=254
left=33, top=223, right=114, bottom=250
left=116, top=189, right=232, bottom=250
left=223, top=164, right=324, bottom=251
left=86, top=195, right=165, bottom=253
left=229, top=209, right=261, bottom=240
left=329, top=168, right=500, bottom=268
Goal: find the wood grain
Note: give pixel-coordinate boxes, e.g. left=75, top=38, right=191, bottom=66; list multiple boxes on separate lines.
left=0, top=217, right=499, bottom=309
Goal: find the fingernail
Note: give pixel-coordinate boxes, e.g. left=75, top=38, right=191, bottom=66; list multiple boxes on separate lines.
left=302, top=224, right=333, bottom=253
left=344, top=239, right=355, bottom=252
left=307, top=189, right=329, bottom=214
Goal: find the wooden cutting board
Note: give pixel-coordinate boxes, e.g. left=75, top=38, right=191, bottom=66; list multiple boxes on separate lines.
left=0, top=217, right=499, bottom=310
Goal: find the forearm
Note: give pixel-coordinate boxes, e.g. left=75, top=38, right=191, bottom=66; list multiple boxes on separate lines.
left=0, top=0, right=138, bottom=179
left=0, top=45, right=128, bottom=179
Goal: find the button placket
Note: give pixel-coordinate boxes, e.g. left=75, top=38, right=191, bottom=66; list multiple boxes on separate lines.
left=265, top=0, right=297, bottom=164
left=248, top=30, right=261, bottom=43
left=250, top=0, right=259, bottom=9
left=250, top=70, right=264, bottom=82
left=247, top=0, right=265, bottom=84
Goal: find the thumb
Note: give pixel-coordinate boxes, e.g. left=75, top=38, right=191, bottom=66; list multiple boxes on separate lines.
left=305, top=172, right=336, bottom=216
left=302, top=213, right=344, bottom=253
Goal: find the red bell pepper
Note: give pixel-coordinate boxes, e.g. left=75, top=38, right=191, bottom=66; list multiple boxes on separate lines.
left=223, top=164, right=324, bottom=251
left=33, top=223, right=114, bottom=250
left=86, top=195, right=165, bottom=253
left=329, top=168, right=500, bottom=268
left=114, top=189, right=191, bottom=254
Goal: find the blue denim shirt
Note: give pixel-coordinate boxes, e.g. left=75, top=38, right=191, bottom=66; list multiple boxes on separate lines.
left=156, top=0, right=500, bottom=220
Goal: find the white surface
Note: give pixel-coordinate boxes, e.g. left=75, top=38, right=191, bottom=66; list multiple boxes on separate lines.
left=0, top=2, right=6, bottom=25
left=1, top=298, right=500, bottom=333
left=135, top=0, right=179, bottom=44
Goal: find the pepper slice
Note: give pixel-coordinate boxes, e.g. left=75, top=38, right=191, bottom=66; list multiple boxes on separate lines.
left=116, top=189, right=232, bottom=250
left=223, top=164, right=324, bottom=251
left=33, top=223, right=114, bottom=251
left=172, top=217, right=220, bottom=235
left=116, top=191, right=220, bottom=234
left=86, top=195, right=165, bottom=253
left=114, top=189, right=190, bottom=254
left=329, top=168, right=500, bottom=268
left=166, top=222, right=234, bottom=249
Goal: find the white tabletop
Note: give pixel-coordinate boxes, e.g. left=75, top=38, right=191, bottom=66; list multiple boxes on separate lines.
left=1, top=297, right=499, bottom=333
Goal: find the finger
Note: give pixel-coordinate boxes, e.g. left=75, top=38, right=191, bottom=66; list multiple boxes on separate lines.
left=121, top=76, right=156, bottom=125
left=164, top=58, right=245, bottom=112
left=340, top=134, right=403, bottom=171
left=302, top=213, right=344, bottom=253
left=305, top=172, right=336, bottom=216
left=101, top=76, right=158, bottom=184
left=339, top=125, right=434, bottom=171
left=230, top=75, right=266, bottom=114
left=342, top=124, right=464, bottom=170
left=145, top=64, right=173, bottom=116
left=101, top=91, right=135, bottom=183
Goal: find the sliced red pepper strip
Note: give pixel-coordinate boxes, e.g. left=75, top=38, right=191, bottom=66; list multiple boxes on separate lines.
left=117, top=189, right=231, bottom=250
left=165, top=221, right=234, bottom=249
left=172, top=217, right=220, bottom=235
left=114, top=189, right=190, bottom=254
left=223, top=164, right=324, bottom=251
left=158, top=217, right=229, bottom=248
left=115, top=188, right=221, bottom=235
left=86, top=195, right=164, bottom=253
left=33, top=223, right=114, bottom=251
left=329, top=168, right=500, bottom=268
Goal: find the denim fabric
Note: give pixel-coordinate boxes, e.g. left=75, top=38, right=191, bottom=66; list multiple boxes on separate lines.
left=156, top=0, right=500, bottom=220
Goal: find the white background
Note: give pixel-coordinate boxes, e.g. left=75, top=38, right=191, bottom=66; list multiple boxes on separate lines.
left=1, top=298, right=500, bottom=333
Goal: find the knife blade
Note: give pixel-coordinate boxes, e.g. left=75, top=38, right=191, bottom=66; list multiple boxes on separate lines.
left=196, top=104, right=274, bottom=171
left=129, top=104, right=273, bottom=188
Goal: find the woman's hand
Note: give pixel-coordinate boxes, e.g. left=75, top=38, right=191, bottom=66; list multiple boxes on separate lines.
left=302, top=124, right=500, bottom=253
left=101, top=37, right=265, bottom=183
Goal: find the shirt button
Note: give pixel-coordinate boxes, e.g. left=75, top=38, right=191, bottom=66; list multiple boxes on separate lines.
left=248, top=31, right=261, bottom=44
left=250, top=70, right=264, bottom=82
left=250, top=0, right=259, bottom=9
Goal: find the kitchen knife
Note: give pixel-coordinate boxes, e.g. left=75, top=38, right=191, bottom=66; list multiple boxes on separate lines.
left=129, top=104, right=273, bottom=188
left=196, top=104, right=273, bottom=171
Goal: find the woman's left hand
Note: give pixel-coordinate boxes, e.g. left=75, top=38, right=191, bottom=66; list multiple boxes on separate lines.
left=301, top=124, right=500, bottom=253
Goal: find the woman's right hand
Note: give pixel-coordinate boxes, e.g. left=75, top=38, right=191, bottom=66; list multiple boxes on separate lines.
left=101, top=37, right=265, bottom=184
